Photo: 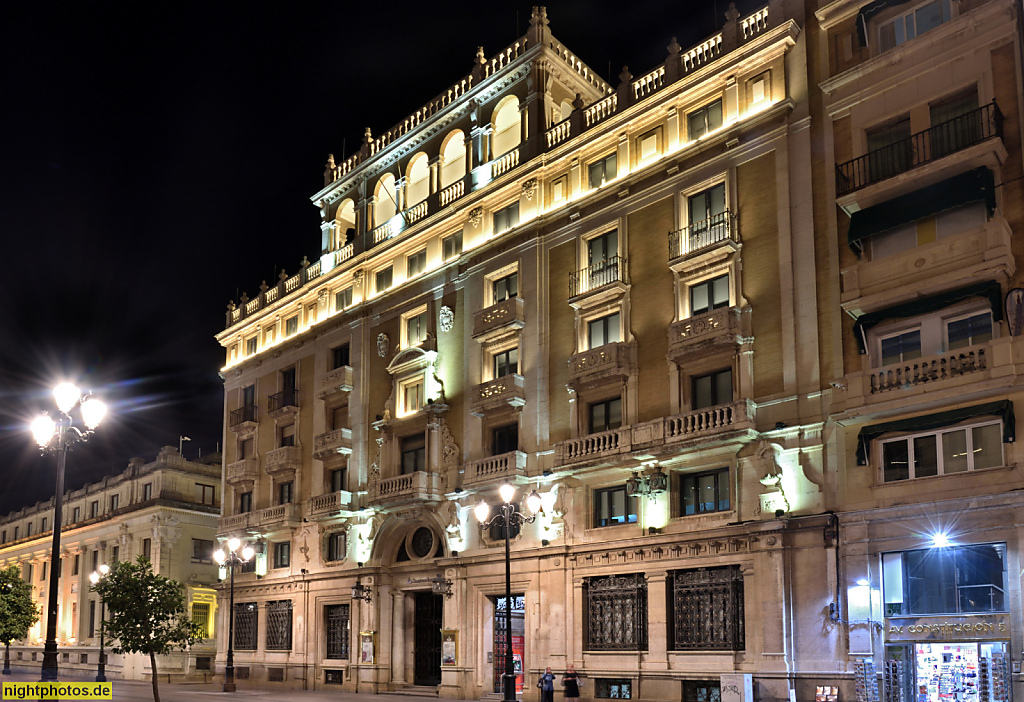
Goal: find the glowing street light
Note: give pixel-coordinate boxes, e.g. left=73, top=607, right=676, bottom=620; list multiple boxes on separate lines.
left=88, top=564, right=111, bottom=682
left=32, top=383, right=107, bottom=683
left=213, top=539, right=254, bottom=692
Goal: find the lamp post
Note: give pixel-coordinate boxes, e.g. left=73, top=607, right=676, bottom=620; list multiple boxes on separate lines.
left=475, top=483, right=542, bottom=702
left=212, top=538, right=254, bottom=693
left=31, top=382, right=107, bottom=683
left=88, top=564, right=110, bottom=682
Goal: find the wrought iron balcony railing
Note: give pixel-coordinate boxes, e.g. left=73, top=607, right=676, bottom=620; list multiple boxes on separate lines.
left=568, top=255, right=627, bottom=298
left=835, top=102, right=1003, bottom=196
left=268, top=389, right=299, bottom=413
left=668, top=210, right=736, bottom=260
left=229, top=405, right=257, bottom=428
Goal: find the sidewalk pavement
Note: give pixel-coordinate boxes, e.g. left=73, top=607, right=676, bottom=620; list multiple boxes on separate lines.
left=0, top=672, right=487, bottom=701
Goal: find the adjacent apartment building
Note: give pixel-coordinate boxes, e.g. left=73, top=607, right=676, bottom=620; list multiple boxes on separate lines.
left=213, top=1, right=1024, bottom=700
left=0, top=446, right=221, bottom=680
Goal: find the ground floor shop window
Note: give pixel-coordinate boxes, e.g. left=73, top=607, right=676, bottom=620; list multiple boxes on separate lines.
left=493, top=595, right=525, bottom=694
left=596, top=678, right=632, bottom=698
left=585, top=574, right=648, bottom=651
left=885, top=641, right=1010, bottom=702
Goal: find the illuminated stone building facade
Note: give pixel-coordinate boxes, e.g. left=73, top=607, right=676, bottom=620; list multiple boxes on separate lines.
left=0, top=446, right=221, bottom=681
left=214, top=1, right=1024, bottom=700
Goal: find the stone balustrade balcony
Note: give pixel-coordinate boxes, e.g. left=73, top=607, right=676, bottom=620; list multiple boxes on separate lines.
left=667, top=307, right=749, bottom=360
left=320, top=365, right=354, bottom=399
left=305, top=490, right=354, bottom=519
left=567, top=341, right=637, bottom=391
left=218, top=512, right=252, bottom=532
left=369, top=471, right=443, bottom=507
left=257, top=502, right=301, bottom=528
left=226, top=458, right=259, bottom=485
left=265, top=445, right=301, bottom=476
left=473, top=297, right=525, bottom=341
left=313, top=428, right=353, bottom=460
left=464, top=450, right=528, bottom=488
left=470, top=374, right=527, bottom=417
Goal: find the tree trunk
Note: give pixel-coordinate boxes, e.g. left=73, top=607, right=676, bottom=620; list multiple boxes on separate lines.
left=150, top=651, right=160, bottom=702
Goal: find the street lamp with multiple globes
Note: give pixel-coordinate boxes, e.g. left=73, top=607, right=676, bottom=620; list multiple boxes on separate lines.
left=87, top=564, right=110, bottom=682
left=30, top=382, right=107, bottom=683
left=212, top=538, right=254, bottom=693
left=475, top=483, right=543, bottom=702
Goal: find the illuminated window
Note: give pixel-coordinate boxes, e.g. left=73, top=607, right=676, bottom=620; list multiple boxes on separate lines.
left=588, top=153, right=617, bottom=188
left=594, top=486, right=637, bottom=527
left=285, top=315, right=299, bottom=337
left=877, top=0, right=951, bottom=52
left=881, top=421, right=1003, bottom=482
left=442, top=231, right=463, bottom=260
left=692, top=369, right=732, bottom=410
left=405, top=312, right=428, bottom=347
left=494, top=202, right=520, bottom=234
left=492, top=272, right=518, bottom=303
left=679, top=468, right=730, bottom=515
left=401, top=377, right=425, bottom=414
left=375, top=266, right=393, bottom=293
left=690, top=274, right=730, bottom=316
left=246, top=337, right=257, bottom=355
left=588, top=313, right=621, bottom=349
left=589, top=398, right=622, bottom=433
left=493, top=347, right=518, bottom=379
left=688, top=99, right=723, bottom=140
left=882, top=543, right=1006, bottom=615
left=335, top=286, right=353, bottom=311
left=407, top=249, right=427, bottom=278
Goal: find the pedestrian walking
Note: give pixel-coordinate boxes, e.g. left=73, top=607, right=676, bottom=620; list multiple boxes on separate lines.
left=562, top=663, right=582, bottom=699
left=538, top=666, right=556, bottom=702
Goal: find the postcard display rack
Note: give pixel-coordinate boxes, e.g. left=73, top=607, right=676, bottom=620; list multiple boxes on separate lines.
left=978, top=653, right=1010, bottom=702
left=885, top=660, right=907, bottom=702
left=856, top=659, right=881, bottom=702
left=914, top=644, right=1010, bottom=702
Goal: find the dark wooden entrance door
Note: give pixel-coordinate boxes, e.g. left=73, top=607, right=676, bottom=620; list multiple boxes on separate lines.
left=413, top=592, right=443, bottom=686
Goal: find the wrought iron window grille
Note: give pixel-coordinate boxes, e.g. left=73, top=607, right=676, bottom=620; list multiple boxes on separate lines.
left=584, top=573, right=648, bottom=651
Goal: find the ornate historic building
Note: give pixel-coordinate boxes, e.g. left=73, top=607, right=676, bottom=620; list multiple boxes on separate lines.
left=0, top=446, right=221, bottom=681
left=214, top=1, right=1024, bottom=700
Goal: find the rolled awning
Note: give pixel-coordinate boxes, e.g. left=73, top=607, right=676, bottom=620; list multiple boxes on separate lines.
left=856, top=400, right=1015, bottom=465
left=848, top=167, right=995, bottom=253
left=852, top=280, right=1003, bottom=353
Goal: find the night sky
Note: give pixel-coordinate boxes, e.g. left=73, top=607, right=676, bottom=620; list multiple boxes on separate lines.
left=0, top=0, right=764, bottom=515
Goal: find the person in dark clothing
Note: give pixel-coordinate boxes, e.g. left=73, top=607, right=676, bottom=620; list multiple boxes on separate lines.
left=538, top=666, right=556, bottom=702
left=562, top=663, right=581, bottom=699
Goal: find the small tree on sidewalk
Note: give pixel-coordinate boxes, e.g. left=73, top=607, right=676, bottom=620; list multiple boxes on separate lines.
left=0, top=565, right=40, bottom=675
left=91, top=556, right=204, bottom=702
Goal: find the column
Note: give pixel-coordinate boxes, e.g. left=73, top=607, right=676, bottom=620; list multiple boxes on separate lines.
left=646, top=572, right=669, bottom=670
left=391, top=591, right=406, bottom=685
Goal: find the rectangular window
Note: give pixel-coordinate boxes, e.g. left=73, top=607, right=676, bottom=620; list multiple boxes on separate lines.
left=493, top=347, right=519, bottom=378
left=596, top=679, right=633, bottom=699
left=588, top=152, right=617, bottom=188
left=588, top=229, right=618, bottom=267
left=692, top=369, right=732, bottom=410
left=1, top=530, right=5, bottom=544
left=402, top=378, right=424, bottom=414
left=279, top=481, right=294, bottom=505
left=930, top=90, right=980, bottom=158
left=90, top=501, right=98, bottom=519
left=327, top=532, right=346, bottom=562
left=684, top=681, right=723, bottom=702
left=442, top=231, right=464, bottom=260
left=401, top=435, right=426, bottom=474
left=492, top=272, right=518, bottom=303
left=946, top=312, right=992, bottom=350
left=26, top=523, right=32, bottom=537
left=494, top=202, right=520, bottom=233
left=594, top=486, right=637, bottom=527
left=41, top=562, right=47, bottom=582
left=332, top=343, right=350, bottom=369
left=492, top=424, right=519, bottom=455
left=690, top=274, right=729, bottom=316
left=239, top=437, right=254, bottom=459
left=638, top=130, right=659, bottom=161
left=331, top=405, right=348, bottom=430
left=239, top=491, right=253, bottom=513
left=306, top=303, right=317, bottom=327
left=285, top=315, right=299, bottom=337
left=405, top=311, right=428, bottom=347
left=551, top=176, right=567, bottom=204
left=680, top=468, right=730, bottom=516
left=882, top=543, right=1006, bottom=616
left=274, top=542, right=291, bottom=569
left=584, top=573, right=647, bottom=650
left=13, top=526, right=19, bottom=540
left=867, top=117, right=912, bottom=181
left=589, top=398, right=622, bottom=433
left=325, top=604, right=351, bottom=659
left=110, top=546, right=119, bottom=564
left=109, top=494, right=119, bottom=512
left=88, top=600, right=96, bottom=639
left=281, top=367, right=296, bottom=393
left=233, top=603, right=258, bottom=650
left=246, top=336, right=258, bottom=355
left=407, top=249, right=427, bottom=278
left=195, top=484, right=215, bottom=506
left=880, top=329, right=922, bottom=366
left=72, top=506, right=81, bottom=523
left=40, top=517, right=46, bottom=532
left=671, top=566, right=744, bottom=651
left=878, top=0, right=951, bottom=52
left=241, top=559, right=256, bottom=574
left=330, top=468, right=346, bottom=493
left=192, top=603, right=211, bottom=638
left=335, top=286, right=353, bottom=311
left=688, top=99, right=724, bottom=140
left=24, top=563, right=31, bottom=582
left=192, top=539, right=213, bottom=563
left=375, top=266, right=393, bottom=293
left=265, top=326, right=277, bottom=345
left=90, top=551, right=98, bottom=574
left=142, top=483, right=152, bottom=501
left=280, top=424, right=296, bottom=448
left=881, top=421, right=1003, bottom=482
left=588, top=312, right=622, bottom=349
left=72, top=554, right=79, bottom=576
left=688, top=184, right=727, bottom=241
left=142, top=538, right=151, bottom=560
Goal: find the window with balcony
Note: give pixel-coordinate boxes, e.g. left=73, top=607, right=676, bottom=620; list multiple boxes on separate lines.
left=376, top=266, right=393, bottom=293
left=405, top=311, right=428, bottom=347
left=687, top=183, right=727, bottom=245
left=930, top=90, right=980, bottom=158
left=192, top=539, right=213, bottom=563
left=330, top=468, right=346, bottom=493
left=870, top=307, right=993, bottom=368
left=326, top=531, right=346, bottom=562
left=588, top=312, right=622, bottom=349
left=876, top=0, right=951, bottom=53
left=879, top=329, right=921, bottom=366
left=947, top=312, right=992, bottom=349
left=443, top=231, right=463, bottom=260
left=679, top=468, right=730, bottom=516
left=688, top=99, right=723, bottom=140
left=492, top=423, right=519, bottom=455
left=881, top=420, right=1003, bottom=482
left=866, top=117, right=912, bottom=182
left=882, top=543, right=1006, bottom=616
left=492, top=272, right=518, bottom=303
left=494, top=202, right=520, bottom=234
left=493, top=347, right=519, bottom=379
left=331, top=405, right=348, bottom=431
left=671, top=565, right=744, bottom=651
left=588, top=229, right=618, bottom=270
left=692, top=369, right=732, bottom=410
left=280, top=424, right=296, bottom=448
left=335, top=286, right=353, bottom=311
left=401, top=434, right=426, bottom=474
left=584, top=573, right=647, bottom=650
left=401, top=376, right=425, bottom=415
left=588, top=152, right=617, bottom=188
left=332, top=343, right=350, bottom=370
left=285, top=315, right=299, bottom=337
left=196, top=484, right=216, bottom=506
left=279, top=481, right=294, bottom=505
left=239, top=438, right=253, bottom=459
left=245, top=336, right=257, bottom=355
left=589, top=398, right=622, bottom=433
left=407, top=249, right=427, bottom=278
left=239, top=491, right=253, bottom=513
left=690, top=274, right=729, bottom=316
left=594, top=486, right=637, bottom=527
left=273, top=542, right=291, bottom=569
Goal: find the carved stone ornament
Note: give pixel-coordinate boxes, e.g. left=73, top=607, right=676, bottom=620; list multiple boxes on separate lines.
left=441, top=419, right=461, bottom=474
left=522, top=178, right=537, bottom=201
left=377, top=332, right=390, bottom=358
left=439, top=305, right=455, bottom=333
left=468, top=207, right=484, bottom=227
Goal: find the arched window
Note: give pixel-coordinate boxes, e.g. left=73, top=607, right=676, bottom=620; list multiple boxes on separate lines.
left=406, top=153, right=429, bottom=207
left=334, top=199, right=355, bottom=250
left=375, top=174, right=397, bottom=227
left=491, top=96, right=521, bottom=159
left=440, top=130, right=466, bottom=188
